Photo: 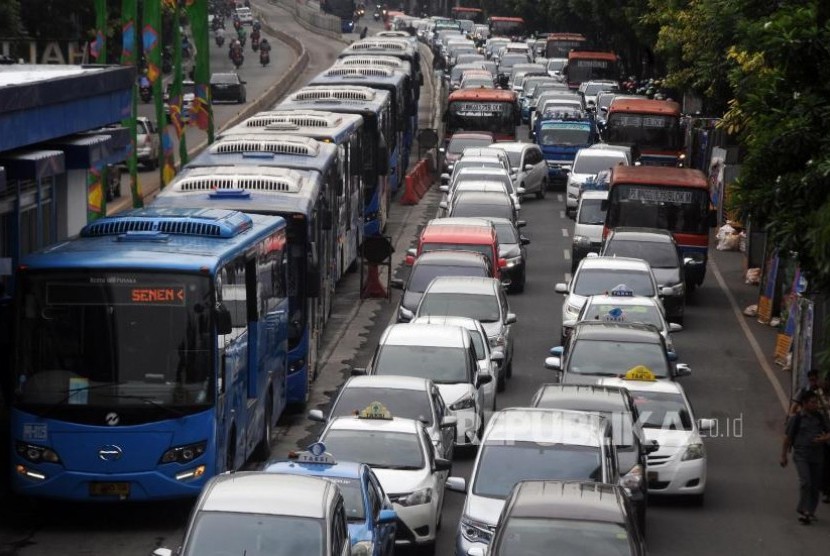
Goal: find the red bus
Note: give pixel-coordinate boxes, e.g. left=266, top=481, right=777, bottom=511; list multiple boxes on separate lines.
left=487, top=16, right=526, bottom=38
left=564, top=50, right=619, bottom=90
left=604, top=98, right=685, bottom=167
left=545, top=32, right=588, bottom=58
left=445, top=88, right=520, bottom=142
left=451, top=6, right=485, bottom=23
left=604, top=166, right=713, bottom=288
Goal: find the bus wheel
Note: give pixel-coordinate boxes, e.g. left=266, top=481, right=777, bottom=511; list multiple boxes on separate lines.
left=253, top=393, right=274, bottom=460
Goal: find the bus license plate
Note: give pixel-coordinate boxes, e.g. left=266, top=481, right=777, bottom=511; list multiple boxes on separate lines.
left=89, top=482, right=131, bottom=497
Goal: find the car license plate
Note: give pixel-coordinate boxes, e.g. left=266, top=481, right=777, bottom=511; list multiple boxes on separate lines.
left=89, top=482, right=131, bottom=497
left=647, top=471, right=658, bottom=482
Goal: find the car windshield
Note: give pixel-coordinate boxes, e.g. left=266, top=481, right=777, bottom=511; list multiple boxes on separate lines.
left=455, top=160, right=503, bottom=173
left=182, top=512, right=323, bottom=556
left=452, top=200, right=514, bottom=221
left=583, top=83, right=616, bottom=96
left=374, top=345, right=470, bottom=383
left=501, top=150, right=522, bottom=167
left=547, top=59, right=566, bottom=72
left=212, top=74, right=238, bottom=84
left=331, top=387, right=433, bottom=425
left=567, top=339, right=669, bottom=377
left=322, top=430, right=425, bottom=469
left=422, top=243, right=494, bottom=268
left=418, top=292, right=501, bottom=323
left=573, top=155, right=624, bottom=175
left=583, top=303, right=664, bottom=331
left=495, top=518, right=633, bottom=556
left=467, top=330, right=487, bottom=360
left=604, top=239, right=679, bottom=269
left=573, top=269, right=655, bottom=296
left=578, top=198, right=607, bottom=225
left=449, top=137, right=493, bottom=154
left=326, top=478, right=365, bottom=521
left=455, top=173, right=512, bottom=193
left=493, top=221, right=518, bottom=245
left=630, top=391, right=693, bottom=430
left=410, top=263, right=487, bottom=292
left=473, top=443, right=602, bottom=498
left=533, top=397, right=636, bottom=447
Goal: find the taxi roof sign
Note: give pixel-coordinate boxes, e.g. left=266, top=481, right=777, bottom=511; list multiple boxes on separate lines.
left=293, top=442, right=338, bottom=465
left=609, top=284, right=634, bottom=297
left=358, top=401, right=393, bottom=420
left=623, top=365, right=657, bottom=381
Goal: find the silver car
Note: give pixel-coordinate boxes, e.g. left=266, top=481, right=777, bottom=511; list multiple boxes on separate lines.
left=491, top=142, right=548, bottom=199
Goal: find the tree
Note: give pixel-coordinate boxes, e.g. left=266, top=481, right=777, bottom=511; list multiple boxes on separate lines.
left=725, top=0, right=830, bottom=291
left=0, top=0, right=24, bottom=38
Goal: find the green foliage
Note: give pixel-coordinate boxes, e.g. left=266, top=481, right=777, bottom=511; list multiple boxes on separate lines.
left=0, top=0, right=24, bottom=38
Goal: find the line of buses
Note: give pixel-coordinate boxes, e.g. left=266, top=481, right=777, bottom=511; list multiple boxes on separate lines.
left=9, top=32, right=425, bottom=501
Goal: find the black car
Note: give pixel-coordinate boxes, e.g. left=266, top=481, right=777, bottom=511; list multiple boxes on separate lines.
left=448, top=190, right=517, bottom=224
left=601, top=227, right=686, bottom=324
left=488, top=217, right=530, bottom=293
left=390, top=250, right=492, bottom=322
left=545, top=321, right=691, bottom=385
left=488, top=480, right=646, bottom=556
left=210, top=72, right=247, bottom=103
left=530, top=384, right=658, bottom=533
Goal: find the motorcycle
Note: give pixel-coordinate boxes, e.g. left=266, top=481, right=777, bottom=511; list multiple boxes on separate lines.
left=232, top=51, right=244, bottom=69
left=260, top=49, right=270, bottom=67
left=139, top=84, right=152, bottom=103
left=215, top=32, right=225, bottom=47
left=373, top=10, right=380, bottom=21
left=251, top=36, right=259, bottom=51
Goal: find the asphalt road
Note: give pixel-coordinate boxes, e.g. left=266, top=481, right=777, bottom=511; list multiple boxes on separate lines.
left=3, top=6, right=830, bottom=556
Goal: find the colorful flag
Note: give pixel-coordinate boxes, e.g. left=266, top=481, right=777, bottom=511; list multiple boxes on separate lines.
left=87, top=165, right=104, bottom=220
left=187, top=0, right=214, bottom=140
left=162, top=127, right=178, bottom=185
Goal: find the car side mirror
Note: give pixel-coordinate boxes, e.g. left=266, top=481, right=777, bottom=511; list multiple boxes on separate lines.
left=516, top=220, right=527, bottom=228
left=505, top=312, right=517, bottom=325
left=675, top=363, right=692, bottom=377
left=643, top=439, right=659, bottom=454
left=698, top=418, right=716, bottom=432
left=350, top=366, right=367, bottom=376
left=398, top=306, right=414, bottom=321
left=468, top=548, right=485, bottom=556
left=390, top=278, right=405, bottom=289
left=440, top=172, right=450, bottom=181
left=550, top=346, right=564, bottom=356
left=490, top=350, right=504, bottom=362
left=660, top=286, right=674, bottom=297
left=524, top=163, right=534, bottom=171
left=439, top=201, right=448, bottom=210
left=446, top=476, right=467, bottom=492
left=669, top=322, right=683, bottom=332
left=378, top=508, right=397, bottom=523
left=152, top=550, right=174, bottom=556
left=544, top=356, right=561, bottom=370
left=517, top=187, right=526, bottom=196
left=476, top=372, right=493, bottom=386
left=308, top=409, right=326, bottom=422
left=438, top=185, right=449, bottom=194
left=520, top=236, right=530, bottom=245
left=554, top=282, right=568, bottom=294
left=433, top=457, right=452, bottom=472
left=438, top=147, right=446, bottom=154
left=441, top=415, right=457, bottom=429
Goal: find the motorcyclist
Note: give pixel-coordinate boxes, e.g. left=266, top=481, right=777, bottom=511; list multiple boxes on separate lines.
left=252, top=19, right=261, bottom=32
left=259, top=38, right=271, bottom=66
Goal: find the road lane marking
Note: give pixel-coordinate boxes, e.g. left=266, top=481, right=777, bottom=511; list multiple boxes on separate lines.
left=710, top=257, right=789, bottom=412
left=564, top=272, right=572, bottom=282
left=559, top=210, right=565, bottom=219
left=557, top=194, right=564, bottom=202
left=561, top=228, right=569, bottom=237
left=563, top=250, right=571, bottom=260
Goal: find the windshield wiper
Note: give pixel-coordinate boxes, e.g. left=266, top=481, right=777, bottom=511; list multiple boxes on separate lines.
left=99, top=394, right=186, bottom=417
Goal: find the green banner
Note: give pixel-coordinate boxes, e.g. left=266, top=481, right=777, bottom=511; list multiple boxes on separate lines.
left=187, top=0, right=214, bottom=142
left=121, top=0, right=142, bottom=208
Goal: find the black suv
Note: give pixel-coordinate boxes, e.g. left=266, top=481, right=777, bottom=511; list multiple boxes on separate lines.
left=489, top=480, right=647, bottom=555
left=601, top=227, right=686, bottom=324
left=531, top=384, right=658, bottom=533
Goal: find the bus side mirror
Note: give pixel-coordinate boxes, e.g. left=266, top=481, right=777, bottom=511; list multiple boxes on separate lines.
left=601, top=199, right=609, bottom=211
left=215, top=303, right=233, bottom=335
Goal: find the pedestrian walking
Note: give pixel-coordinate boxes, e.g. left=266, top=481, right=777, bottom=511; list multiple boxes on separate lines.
left=781, top=390, right=830, bottom=524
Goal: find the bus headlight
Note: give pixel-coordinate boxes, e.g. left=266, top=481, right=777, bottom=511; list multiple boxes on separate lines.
left=16, top=441, right=61, bottom=464
left=160, top=441, right=207, bottom=464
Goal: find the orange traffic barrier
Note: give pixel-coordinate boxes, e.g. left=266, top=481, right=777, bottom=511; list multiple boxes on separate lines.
left=361, top=264, right=387, bottom=298
left=400, top=172, right=420, bottom=205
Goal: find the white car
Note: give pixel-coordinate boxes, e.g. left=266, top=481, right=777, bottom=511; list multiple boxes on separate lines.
left=365, top=323, right=493, bottom=446
left=598, top=377, right=714, bottom=502
left=491, top=142, right=548, bottom=199
left=441, top=155, right=508, bottom=186
left=579, top=79, right=620, bottom=108
left=447, top=408, right=619, bottom=555
left=571, top=190, right=608, bottom=272
left=566, top=148, right=629, bottom=215
left=446, top=167, right=522, bottom=213
left=556, top=256, right=669, bottom=329
left=235, top=6, right=254, bottom=25
left=319, top=409, right=453, bottom=552
left=412, top=315, right=504, bottom=402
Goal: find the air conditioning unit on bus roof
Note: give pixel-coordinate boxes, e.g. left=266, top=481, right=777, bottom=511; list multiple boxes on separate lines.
left=349, top=40, right=407, bottom=51
left=244, top=111, right=342, bottom=129
left=82, top=209, right=252, bottom=239
left=173, top=166, right=305, bottom=194
left=210, top=136, right=320, bottom=157
left=337, top=56, right=404, bottom=68
left=291, top=87, right=377, bottom=102
left=324, top=67, right=394, bottom=78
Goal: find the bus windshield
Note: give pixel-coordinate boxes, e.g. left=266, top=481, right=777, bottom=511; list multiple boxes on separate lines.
left=539, top=122, right=592, bottom=146
left=15, top=272, right=214, bottom=409
left=607, top=184, right=710, bottom=235
left=447, top=101, right=516, bottom=137
left=546, top=39, right=586, bottom=59
left=567, top=59, right=618, bottom=87
left=489, top=19, right=526, bottom=38
left=605, top=113, right=681, bottom=150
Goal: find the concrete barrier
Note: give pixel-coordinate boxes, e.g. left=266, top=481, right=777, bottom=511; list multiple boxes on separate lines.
left=270, top=0, right=349, bottom=43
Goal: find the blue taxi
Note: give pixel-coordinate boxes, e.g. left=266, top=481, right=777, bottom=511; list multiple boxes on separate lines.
left=264, top=443, right=397, bottom=556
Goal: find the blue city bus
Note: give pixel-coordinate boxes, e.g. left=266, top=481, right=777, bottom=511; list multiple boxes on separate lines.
left=277, top=86, right=393, bottom=235
left=222, top=110, right=366, bottom=277
left=339, top=38, right=423, bottom=95
left=166, top=137, right=340, bottom=405
left=11, top=208, right=289, bottom=501
left=307, top=67, right=410, bottom=193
